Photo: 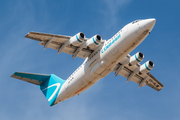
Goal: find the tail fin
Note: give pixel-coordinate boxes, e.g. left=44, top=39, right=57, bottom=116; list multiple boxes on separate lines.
left=11, top=72, right=66, bottom=106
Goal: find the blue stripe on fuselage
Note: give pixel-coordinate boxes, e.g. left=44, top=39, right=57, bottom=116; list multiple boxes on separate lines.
left=101, top=34, right=121, bottom=54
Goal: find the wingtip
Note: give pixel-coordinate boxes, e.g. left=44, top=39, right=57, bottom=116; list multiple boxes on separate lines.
left=24, top=31, right=34, bottom=38
left=10, top=73, right=15, bottom=78
left=25, top=32, right=30, bottom=38
left=11, top=71, right=20, bottom=78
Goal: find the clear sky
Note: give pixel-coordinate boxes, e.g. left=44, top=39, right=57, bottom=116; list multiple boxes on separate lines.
left=0, top=0, right=180, bottom=120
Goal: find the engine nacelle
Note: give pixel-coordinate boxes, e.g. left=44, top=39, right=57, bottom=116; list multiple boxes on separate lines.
left=86, top=35, right=102, bottom=49
left=69, top=32, right=85, bottom=46
left=129, top=52, right=144, bottom=66
left=139, top=61, right=154, bottom=74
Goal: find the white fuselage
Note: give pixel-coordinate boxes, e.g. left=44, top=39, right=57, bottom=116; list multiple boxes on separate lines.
left=55, top=19, right=156, bottom=104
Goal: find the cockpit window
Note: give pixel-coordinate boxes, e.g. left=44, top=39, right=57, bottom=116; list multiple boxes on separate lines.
left=132, top=20, right=140, bottom=24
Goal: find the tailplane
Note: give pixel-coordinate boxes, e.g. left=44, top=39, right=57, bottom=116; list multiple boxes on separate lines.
left=11, top=72, right=66, bottom=106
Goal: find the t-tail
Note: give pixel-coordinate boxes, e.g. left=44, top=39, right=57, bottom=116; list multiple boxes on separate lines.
left=11, top=72, right=66, bottom=106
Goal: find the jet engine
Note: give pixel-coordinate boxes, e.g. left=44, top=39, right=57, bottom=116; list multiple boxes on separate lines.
left=129, top=52, right=144, bottom=66
left=139, top=61, right=154, bottom=74
left=69, top=32, right=85, bottom=46
left=86, top=35, right=102, bottom=49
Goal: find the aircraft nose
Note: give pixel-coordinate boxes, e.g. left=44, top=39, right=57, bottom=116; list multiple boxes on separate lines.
left=146, top=18, right=156, bottom=28
left=142, top=18, right=156, bottom=31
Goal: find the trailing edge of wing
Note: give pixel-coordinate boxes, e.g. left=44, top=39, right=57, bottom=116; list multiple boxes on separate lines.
left=146, top=73, right=164, bottom=91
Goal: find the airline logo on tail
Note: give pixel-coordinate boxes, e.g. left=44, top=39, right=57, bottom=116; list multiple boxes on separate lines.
left=41, top=83, right=61, bottom=102
left=39, top=74, right=65, bottom=106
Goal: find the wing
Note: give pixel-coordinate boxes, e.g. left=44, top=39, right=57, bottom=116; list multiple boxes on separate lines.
left=25, top=32, right=96, bottom=59
left=113, top=54, right=164, bottom=91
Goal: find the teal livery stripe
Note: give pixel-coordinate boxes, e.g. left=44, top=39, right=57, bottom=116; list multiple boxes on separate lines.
left=101, top=34, right=121, bottom=54
left=39, top=74, right=65, bottom=106
left=145, top=63, right=151, bottom=71
left=135, top=54, right=141, bottom=62
left=76, top=35, right=82, bottom=43
left=93, top=37, right=99, bottom=45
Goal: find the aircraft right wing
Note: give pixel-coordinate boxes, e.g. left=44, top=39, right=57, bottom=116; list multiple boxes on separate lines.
left=113, top=54, right=164, bottom=91
left=25, top=32, right=104, bottom=59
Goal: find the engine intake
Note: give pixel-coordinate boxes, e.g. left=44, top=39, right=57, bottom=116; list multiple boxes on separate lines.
left=70, top=32, right=85, bottom=46
left=139, top=61, right=154, bottom=74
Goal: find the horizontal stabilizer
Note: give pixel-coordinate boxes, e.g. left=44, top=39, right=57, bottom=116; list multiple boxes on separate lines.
left=11, top=72, right=50, bottom=85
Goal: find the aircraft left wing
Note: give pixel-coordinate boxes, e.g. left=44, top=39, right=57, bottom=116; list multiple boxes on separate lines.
left=113, top=54, right=164, bottom=91
left=25, top=32, right=98, bottom=59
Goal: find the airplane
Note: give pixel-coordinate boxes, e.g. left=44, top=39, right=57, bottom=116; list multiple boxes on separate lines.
left=11, top=18, right=164, bottom=106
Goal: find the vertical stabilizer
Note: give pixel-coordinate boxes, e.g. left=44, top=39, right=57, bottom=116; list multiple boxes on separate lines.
left=39, top=74, right=65, bottom=106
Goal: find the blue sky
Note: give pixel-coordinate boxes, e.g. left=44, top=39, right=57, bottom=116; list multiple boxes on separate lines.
left=0, top=0, right=180, bottom=119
